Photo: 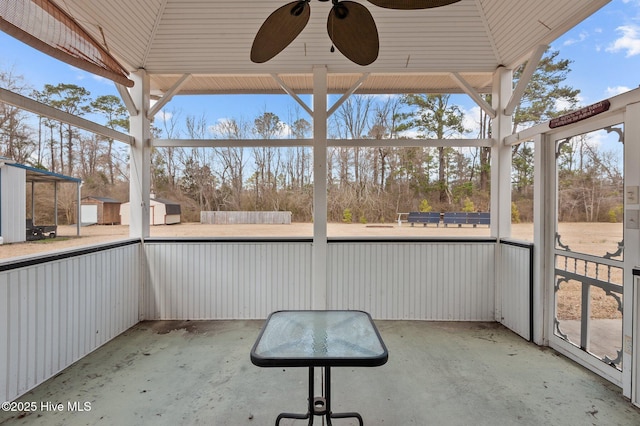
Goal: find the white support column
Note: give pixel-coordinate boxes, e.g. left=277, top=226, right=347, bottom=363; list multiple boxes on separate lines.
left=128, top=70, right=151, bottom=238
left=312, top=66, right=328, bottom=310
left=491, top=67, right=513, bottom=324
left=533, top=133, right=554, bottom=346
left=623, top=101, right=640, bottom=402
left=76, top=182, right=81, bottom=236
left=54, top=182, right=58, bottom=227
left=491, top=66, right=513, bottom=239
left=30, top=181, right=35, bottom=221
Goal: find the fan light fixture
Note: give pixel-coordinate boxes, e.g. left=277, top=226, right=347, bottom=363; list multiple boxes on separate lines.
left=251, top=0, right=461, bottom=66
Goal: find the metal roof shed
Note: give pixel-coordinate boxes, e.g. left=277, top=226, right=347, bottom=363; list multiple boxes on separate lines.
left=120, top=197, right=181, bottom=226
left=0, top=160, right=81, bottom=243
left=81, top=196, right=122, bottom=225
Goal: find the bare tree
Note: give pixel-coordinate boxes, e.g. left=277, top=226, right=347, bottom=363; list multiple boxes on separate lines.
left=178, top=113, right=219, bottom=210
left=369, top=96, right=402, bottom=190
left=157, top=108, right=183, bottom=189
left=0, top=69, right=35, bottom=164
left=212, top=117, right=249, bottom=209
left=332, top=96, right=373, bottom=189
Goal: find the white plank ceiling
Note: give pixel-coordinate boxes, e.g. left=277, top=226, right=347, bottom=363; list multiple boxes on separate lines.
left=56, top=0, right=610, bottom=95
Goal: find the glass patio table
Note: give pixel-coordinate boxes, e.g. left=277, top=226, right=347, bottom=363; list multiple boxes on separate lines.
left=251, top=310, right=388, bottom=425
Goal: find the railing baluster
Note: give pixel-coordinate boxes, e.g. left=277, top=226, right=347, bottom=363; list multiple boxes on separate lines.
left=554, top=250, right=623, bottom=370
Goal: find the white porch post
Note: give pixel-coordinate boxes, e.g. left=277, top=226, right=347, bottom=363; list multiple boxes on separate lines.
left=312, top=66, right=328, bottom=310
left=491, top=67, right=513, bottom=323
left=76, top=182, right=81, bottom=236
left=533, top=133, right=554, bottom=346
left=491, top=66, right=513, bottom=239
left=623, top=102, right=640, bottom=403
left=128, top=70, right=151, bottom=238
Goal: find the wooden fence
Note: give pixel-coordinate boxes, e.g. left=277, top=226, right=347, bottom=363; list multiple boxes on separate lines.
left=200, top=211, right=292, bottom=224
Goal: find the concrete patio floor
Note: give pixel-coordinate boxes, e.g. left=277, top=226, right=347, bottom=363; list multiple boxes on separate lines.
left=1, top=320, right=639, bottom=426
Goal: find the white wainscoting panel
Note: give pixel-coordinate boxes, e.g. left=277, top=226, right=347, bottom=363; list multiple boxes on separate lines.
left=143, top=241, right=313, bottom=319
left=499, top=241, right=533, bottom=340
left=327, top=241, right=496, bottom=320
left=0, top=242, right=141, bottom=403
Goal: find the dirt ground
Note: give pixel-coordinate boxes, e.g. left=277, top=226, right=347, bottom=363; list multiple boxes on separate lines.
left=0, top=221, right=623, bottom=260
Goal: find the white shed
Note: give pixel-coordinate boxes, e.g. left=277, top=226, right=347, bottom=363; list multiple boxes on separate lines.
left=0, top=160, right=82, bottom=243
left=0, top=159, right=25, bottom=244
left=120, top=197, right=181, bottom=226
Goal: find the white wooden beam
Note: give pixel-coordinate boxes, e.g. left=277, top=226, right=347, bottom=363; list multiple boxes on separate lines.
left=532, top=133, right=550, bottom=347
left=312, top=65, right=328, bottom=310
left=115, top=83, right=139, bottom=116
left=147, top=73, right=192, bottom=119
left=327, top=73, right=370, bottom=117
left=129, top=70, right=152, bottom=239
left=624, top=102, right=640, bottom=403
left=491, top=67, right=513, bottom=242
left=270, top=73, right=313, bottom=117
left=330, top=138, right=493, bottom=148
left=153, top=138, right=314, bottom=148
left=504, top=87, right=640, bottom=146
left=491, top=67, right=513, bottom=328
left=505, top=44, right=547, bottom=116
left=450, top=72, right=496, bottom=119
left=152, top=137, right=493, bottom=149
left=0, top=88, right=133, bottom=144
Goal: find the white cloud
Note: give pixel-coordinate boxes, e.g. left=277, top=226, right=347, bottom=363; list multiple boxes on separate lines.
left=91, top=74, right=109, bottom=84
left=462, top=105, right=482, bottom=136
left=606, top=86, right=632, bottom=97
left=606, top=25, right=640, bottom=57
left=563, top=31, right=589, bottom=46
left=66, top=64, right=109, bottom=85
left=555, top=98, right=574, bottom=112
left=158, top=109, right=172, bottom=122
left=397, top=128, right=420, bottom=139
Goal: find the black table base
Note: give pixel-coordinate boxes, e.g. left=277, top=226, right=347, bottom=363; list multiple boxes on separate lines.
left=275, top=366, right=363, bottom=426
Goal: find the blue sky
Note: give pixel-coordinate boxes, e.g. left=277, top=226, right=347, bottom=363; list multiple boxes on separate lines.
left=1, top=0, right=640, bottom=133
left=554, top=0, right=640, bottom=103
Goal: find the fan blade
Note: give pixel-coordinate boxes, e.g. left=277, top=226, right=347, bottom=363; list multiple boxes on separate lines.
left=327, top=1, right=379, bottom=66
left=367, top=0, right=460, bottom=10
left=251, top=1, right=310, bottom=63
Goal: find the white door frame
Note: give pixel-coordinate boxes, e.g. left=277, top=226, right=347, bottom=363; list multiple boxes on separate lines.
left=537, top=107, right=635, bottom=398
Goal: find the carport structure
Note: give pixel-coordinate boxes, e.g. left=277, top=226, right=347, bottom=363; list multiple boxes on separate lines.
left=1, top=0, right=640, bottom=418
left=20, top=163, right=82, bottom=238
left=0, top=160, right=81, bottom=243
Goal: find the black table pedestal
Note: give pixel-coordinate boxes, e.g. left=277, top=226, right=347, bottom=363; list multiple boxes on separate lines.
left=276, top=366, right=363, bottom=426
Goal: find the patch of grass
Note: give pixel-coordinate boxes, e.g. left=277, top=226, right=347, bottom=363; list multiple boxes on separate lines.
left=31, top=237, right=72, bottom=244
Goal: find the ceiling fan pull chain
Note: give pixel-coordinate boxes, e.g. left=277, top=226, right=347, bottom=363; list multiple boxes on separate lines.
left=330, top=13, right=335, bottom=53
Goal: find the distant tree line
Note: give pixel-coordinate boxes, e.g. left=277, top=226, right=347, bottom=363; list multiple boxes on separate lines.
left=0, top=50, right=623, bottom=224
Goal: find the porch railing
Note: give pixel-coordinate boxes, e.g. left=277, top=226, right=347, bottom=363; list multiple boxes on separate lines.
left=1, top=237, right=534, bottom=403
left=554, top=248, right=623, bottom=370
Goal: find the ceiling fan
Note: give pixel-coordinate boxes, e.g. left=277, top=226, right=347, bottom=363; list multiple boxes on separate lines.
left=251, top=0, right=461, bottom=66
